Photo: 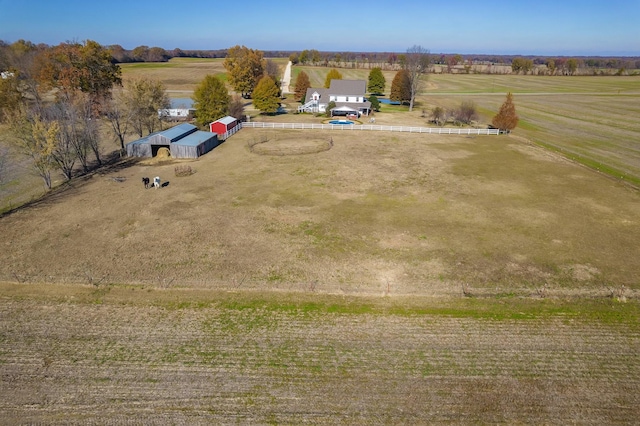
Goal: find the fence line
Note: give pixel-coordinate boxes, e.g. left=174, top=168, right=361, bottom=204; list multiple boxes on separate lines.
left=217, top=124, right=241, bottom=141
left=241, top=122, right=500, bottom=135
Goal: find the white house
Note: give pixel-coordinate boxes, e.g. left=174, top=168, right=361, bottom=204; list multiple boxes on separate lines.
left=158, top=98, right=196, bottom=121
left=298, top=79, right=372, bottom=117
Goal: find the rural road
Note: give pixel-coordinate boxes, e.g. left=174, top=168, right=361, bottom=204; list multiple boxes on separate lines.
left=281, top=61, right=292, bottom=94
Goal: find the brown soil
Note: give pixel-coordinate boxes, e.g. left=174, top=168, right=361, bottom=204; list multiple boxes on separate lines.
left=0, top=283, right=638, bottom=424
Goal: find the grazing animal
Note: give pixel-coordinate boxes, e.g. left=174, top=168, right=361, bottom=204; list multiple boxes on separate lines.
left=153, top=176, right=161, bottom=188
left=142, top=177, right=150, bottom=188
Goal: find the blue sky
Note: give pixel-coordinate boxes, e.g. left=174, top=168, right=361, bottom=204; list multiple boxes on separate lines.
left=1, top=0, right=638, bottom=55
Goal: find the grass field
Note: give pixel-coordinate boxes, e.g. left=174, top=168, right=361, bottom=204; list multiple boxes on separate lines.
left=1, top=59, right=640, bottom=423
left=120, top=57, right=229, bottom=93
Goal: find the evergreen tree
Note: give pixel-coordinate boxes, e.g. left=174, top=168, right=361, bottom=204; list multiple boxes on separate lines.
left=326, top=101, right=336, bottom=117
left=491, top=92, right=519, bottom=133
left=390, top=69, right=411, bottom=104
left=192, top=75, right=230, bottom=127
left=367, top=67, right=386, bottom=94
left=324, top=68, right=342, bottom=88
left=252, top=75, right=280, bottom=114
left=368, top=95, right=380, bottom=112
left=294, top=70, right=311, bottom=102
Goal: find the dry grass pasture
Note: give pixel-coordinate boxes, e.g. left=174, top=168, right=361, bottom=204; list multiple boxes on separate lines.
left=1, top=60, right=640, bottom=423
left=119, top=57, right=229, bottom=94
left=2, top=129, right=639, bottom=294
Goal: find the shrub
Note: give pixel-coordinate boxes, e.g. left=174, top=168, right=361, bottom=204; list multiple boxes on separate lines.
left=174, top=165, right=194, bottom=177
left=454, top=101, right=478, bottom=125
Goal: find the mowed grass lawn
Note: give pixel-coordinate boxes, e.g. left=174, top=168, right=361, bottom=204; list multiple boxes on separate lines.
left=292, top=66, right=640, bottom=184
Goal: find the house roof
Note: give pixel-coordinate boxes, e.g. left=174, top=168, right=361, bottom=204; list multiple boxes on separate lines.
left=329, top=79, right=366, bottom=95
left=304, top=87, right=329, bottom=100
left=304, top=80, right=367, bottom=104
left=169, top=98, right=195, bottom=109
left=333, top=101, right=372, bottom=110
left=212, top=116, right=237, bottom=126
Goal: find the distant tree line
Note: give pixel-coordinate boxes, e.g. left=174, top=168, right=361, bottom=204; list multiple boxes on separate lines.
left=3, top=39, right=638, bottom=73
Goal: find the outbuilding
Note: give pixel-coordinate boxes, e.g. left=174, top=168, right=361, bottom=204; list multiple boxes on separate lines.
left=209, top=116, right=239, bottom=136
left=126, top=123, right=220, bottom=159
left=158, top=98, right=196, bottom=121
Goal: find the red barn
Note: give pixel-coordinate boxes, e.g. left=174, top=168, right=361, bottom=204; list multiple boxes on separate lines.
left=209, top=116, right=239, bottom=135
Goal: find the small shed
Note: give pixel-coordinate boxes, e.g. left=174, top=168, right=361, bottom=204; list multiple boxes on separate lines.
left=209, top=116, right=239, bottom=135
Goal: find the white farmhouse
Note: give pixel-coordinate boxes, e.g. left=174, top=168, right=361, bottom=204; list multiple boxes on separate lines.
left=298, top=79, right=372, bottom=117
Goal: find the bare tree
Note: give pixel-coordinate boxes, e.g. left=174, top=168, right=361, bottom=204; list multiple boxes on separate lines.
left=264, top=59, right=281, bottom=96
left=105, top=90, right=132, bottom=151
left=229, top=94, right=245, bottom=121
left=48, top=98, right=89, bottom=174
left=454, top=101, right=478, bottom=125
left=405, top=45, right=430, bottom=112
left=80, top=95, right=103, bottom=166
left=45, top=106, right=76, bottom=180
left=126, top=78, right=170, bottom=137
left=7, top=109, right=57, bottom=189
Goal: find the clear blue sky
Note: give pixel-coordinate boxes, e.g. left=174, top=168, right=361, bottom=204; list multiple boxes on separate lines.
left=1, top=0, right=638, bottom=56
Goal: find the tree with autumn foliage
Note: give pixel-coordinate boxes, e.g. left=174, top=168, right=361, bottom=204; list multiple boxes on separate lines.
left=324, top=68, right=342, bottom=88
left=223, top=45, right=264, bottom=98
left=125, top=77, right=170, bottom=137
left=7, top=109, right=58, bottom=189
left=35, top=40, right=121, bottom=111
left=294, top=70, right=311, bottom=102
left=193, top=75, right=230, bottom=127
left=390, top=69, right=411, bottom=105
left=492, top=92, right=519, bottom=133
left=0, top=70, right=22, bottom=121
left=252, top=75, right=280, bottom=114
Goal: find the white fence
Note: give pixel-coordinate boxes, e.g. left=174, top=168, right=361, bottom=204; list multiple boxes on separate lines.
left=241, top=122, right=500, bottom=135
left=217, top=124, right=241, bottom=141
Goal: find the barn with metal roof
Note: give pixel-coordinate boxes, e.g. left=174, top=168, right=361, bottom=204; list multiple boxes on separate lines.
left=125, top=123, right=221, bottom=159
